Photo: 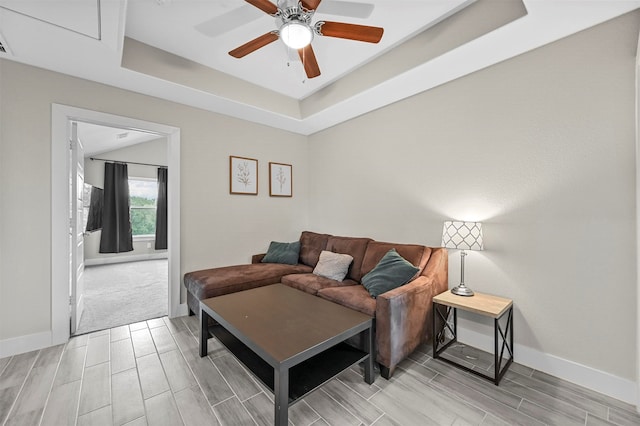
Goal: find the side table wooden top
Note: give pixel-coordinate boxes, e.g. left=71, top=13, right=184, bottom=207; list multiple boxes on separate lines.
left=433, top=290, right=512, bottom=318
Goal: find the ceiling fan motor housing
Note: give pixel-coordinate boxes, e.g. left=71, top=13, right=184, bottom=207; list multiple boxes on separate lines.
left=278, top=4, right=313, bottom=26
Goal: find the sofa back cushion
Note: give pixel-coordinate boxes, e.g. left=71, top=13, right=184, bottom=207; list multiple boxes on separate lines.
left=325, top=236, right=372, bottom=282
left=361, top=241, right=432, bottom=278
left=299, top=231, right=331, bottom=267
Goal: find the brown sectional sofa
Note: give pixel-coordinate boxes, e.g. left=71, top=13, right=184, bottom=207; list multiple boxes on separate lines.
left=184, top=231, right=448, bottom=379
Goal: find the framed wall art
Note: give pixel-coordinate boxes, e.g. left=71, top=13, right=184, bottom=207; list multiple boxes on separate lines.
left=230, top=156, right=258, bottom=195
left=269, top=162, right=292, bottom=197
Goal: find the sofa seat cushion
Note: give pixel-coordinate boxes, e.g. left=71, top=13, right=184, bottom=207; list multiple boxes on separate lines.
left=317, top=285, right=376, bottom=317
left=281, top=273, right=358, bottom=295
left=184, top=263, right=312, bottom=300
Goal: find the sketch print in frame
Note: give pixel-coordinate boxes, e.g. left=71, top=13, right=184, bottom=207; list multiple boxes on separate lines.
left=269, top=162, right=292, bottom=197
left=230, top=156, right=258, bottom=195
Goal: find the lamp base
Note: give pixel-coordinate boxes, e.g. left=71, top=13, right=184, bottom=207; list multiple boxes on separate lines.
left=451, top=285, right=474, bottom=297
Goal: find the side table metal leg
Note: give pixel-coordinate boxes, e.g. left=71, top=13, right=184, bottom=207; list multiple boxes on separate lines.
left=274, top=367, right=289, bottom=426
left=510, top=307, right=514, bottom=362
left=453, top=307, right=457, bottom=338
left=432, top=302, right=437, bottom=358
left=434, top=305, right=458, bottom=359
left=494, top=317, right=499, bottom=385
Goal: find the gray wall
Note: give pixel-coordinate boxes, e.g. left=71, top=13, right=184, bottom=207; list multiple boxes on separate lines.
left=0, top=60, right=309, bottom=341
left=307, top=13, right=638, bottom=381
left=0, top=9, right=637, bottom=393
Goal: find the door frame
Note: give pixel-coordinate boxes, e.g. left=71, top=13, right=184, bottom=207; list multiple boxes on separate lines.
left=636, top=32, right=640, bottom=412
left=51, top=104, right=183, bottom=344
left=70, top=122, right=85, bottom=334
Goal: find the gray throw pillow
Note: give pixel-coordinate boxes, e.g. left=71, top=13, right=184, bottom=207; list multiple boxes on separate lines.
left=313, top=250, right=354, bottom=281
left=361, top=248, right=420, bottom=298
left=261, top=241, right=300, bottom=265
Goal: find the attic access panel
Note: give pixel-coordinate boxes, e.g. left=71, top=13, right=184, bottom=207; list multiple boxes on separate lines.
left=0, top=0, right=100, bottom=39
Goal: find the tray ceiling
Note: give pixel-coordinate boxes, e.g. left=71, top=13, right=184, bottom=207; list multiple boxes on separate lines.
left=0, top=1, right=638, bottom=135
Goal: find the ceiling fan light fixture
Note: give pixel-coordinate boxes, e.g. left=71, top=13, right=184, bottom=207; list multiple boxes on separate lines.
left=280, top=21, right=313, bottom=49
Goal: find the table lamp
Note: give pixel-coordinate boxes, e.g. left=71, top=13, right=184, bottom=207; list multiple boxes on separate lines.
left=441, top=221, right=484, bottom=296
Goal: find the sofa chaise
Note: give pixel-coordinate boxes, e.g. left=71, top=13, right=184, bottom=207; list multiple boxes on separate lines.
left=184, top=231, right=448, bottom=379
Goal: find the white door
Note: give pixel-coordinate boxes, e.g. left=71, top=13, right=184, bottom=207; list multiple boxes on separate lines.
left=70, top=122, right=85, bottom=334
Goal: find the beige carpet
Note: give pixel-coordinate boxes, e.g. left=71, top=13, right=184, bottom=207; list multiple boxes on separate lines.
left=75, top=259, right=168, bottom=335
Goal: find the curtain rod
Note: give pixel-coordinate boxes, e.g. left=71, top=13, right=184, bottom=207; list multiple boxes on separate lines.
left=89, top=157, right=167, bottom=169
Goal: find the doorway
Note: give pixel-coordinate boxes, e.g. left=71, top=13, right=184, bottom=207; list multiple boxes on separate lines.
left=73, top=122, right=170, bottom=334
left=51, top=105, right=183, bottom=345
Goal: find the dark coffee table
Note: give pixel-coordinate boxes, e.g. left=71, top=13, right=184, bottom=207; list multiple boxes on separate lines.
left=199, top=283, right=374, bottom=426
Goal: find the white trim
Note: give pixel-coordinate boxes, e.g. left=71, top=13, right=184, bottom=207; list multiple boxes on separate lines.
left=457, top=325, right=637, bottom=405
left=84, top=252, right=168, bottom=266
left=51, top=104, right=182, bottom=349
left=132, top=235, right=157, bottom=242
left=51, top=106, right=70, bottom=345
left=0, top=331, right=52, bottom=359
left=635, top=27, right=640, bottom=414
left=175, top=303, right=188, bottom=318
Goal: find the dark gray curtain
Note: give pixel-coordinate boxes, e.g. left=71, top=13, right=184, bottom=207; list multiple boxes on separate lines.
left=99, top=162, right=133, bottom=253
left=155, top=167, right=168, bottom=250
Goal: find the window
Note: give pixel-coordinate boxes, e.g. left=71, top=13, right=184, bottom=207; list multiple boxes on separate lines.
left=129, top=178, right=157, bottom=237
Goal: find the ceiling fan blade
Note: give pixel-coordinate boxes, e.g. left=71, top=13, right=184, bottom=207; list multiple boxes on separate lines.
left=298, top=45, right=321, bottom=79
left=195, top=5, right=263, bottom=38
left=245, top=0, right=278, bottom=15
left=316, top=21, right=383, bottom=43
left=301, top=0, right=322, bottom=10
left=229, top=32, right=279, bottom=58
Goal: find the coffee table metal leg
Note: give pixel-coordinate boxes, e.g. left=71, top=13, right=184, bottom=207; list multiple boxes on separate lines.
left=363, top=325, right=374, bottom=384
left=274, top=367, right=289, bottom=426
left=199, top=309, right=209, bottom=358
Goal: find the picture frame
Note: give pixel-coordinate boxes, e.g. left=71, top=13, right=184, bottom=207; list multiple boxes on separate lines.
left=230, top=156, right=258, bottom=195
left=269, top=162, right=292, bottom=197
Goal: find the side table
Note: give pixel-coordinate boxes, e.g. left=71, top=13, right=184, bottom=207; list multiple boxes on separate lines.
left=432, top=290, right=513, bottom=385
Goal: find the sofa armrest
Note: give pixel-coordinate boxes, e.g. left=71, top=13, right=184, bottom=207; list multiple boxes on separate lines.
left=375, top=276, right=448, bottom=379
left=252, top=253, right=266, bottom=264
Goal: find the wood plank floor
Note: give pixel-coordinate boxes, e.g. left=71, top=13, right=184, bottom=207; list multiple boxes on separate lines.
left=1, top=315, right=638, bottom=426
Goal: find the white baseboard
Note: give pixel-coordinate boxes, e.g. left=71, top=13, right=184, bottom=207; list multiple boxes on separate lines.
left=172, top=303, right=188, bottom=318
left=1, top=303, right=186, bottom=359
left=0, top=331, right=52, bottom=359
left=85, top=252, right=168, bottom=266
left=457, top=325, right=638, bottom=406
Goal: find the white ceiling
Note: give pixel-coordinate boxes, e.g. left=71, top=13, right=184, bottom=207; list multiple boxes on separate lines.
left=77, top=122, right=162, bottom=157
left=0, top=0, right=639, bottom=136
left=125, top=0, right=471, bottom=99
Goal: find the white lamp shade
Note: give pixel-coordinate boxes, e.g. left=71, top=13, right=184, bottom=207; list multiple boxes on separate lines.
left=280, top=21, right=313, bottom=49
left=442, top=221, right=484, bottom=251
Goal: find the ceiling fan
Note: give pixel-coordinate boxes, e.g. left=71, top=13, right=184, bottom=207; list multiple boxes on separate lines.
left=228, top=0, right=384, bottom=79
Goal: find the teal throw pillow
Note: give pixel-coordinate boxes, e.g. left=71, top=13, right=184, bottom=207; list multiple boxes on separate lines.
left=361, top=249, right=420, bottom=298
left=261, top=241, right=300, bottom=265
